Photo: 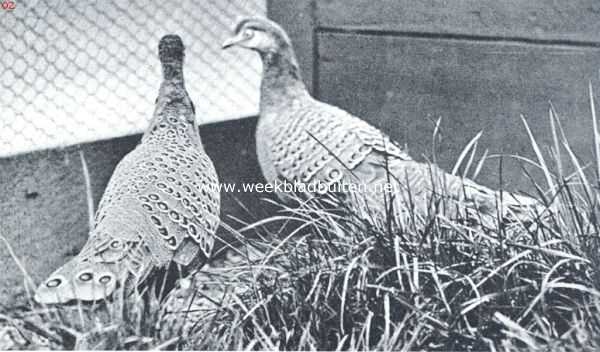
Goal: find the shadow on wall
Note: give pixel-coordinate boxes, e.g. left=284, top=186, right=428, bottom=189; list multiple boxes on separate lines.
left=0, top=116, right=271, bottom=305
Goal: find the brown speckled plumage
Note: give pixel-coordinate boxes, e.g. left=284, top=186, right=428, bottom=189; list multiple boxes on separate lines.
left=34, top=35, right=220, bottom=304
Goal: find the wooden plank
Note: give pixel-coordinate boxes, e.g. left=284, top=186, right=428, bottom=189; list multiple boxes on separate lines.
left=317, top=0, right=600, bottom=44
left=268, top=0, right=316, bottom=94
left=317, top=32, right=600, bottom=192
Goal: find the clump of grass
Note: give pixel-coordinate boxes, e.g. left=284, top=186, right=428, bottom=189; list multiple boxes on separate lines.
left=175, top=86, right=600, bottom=350
left=4, top=88, right=600, bottom=350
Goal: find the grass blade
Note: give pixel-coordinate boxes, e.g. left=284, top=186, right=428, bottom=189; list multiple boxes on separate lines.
left=520, top=114, right=555, bottom=192
left=451, top=131, right=483, bottom=176
left=78, top=150, right=94, bottom=229
left=589, top=82, right=600, bottom=184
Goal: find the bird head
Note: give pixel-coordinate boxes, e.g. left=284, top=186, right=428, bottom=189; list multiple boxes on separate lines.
left=34, top=236, right=146, bottom=304
left=222, top=17, right=293, bottom=55
left=159, top=34, right=185, bottom=66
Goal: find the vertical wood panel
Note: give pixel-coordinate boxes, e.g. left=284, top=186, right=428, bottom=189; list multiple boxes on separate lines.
left=318, top=32, right=600, bottom=192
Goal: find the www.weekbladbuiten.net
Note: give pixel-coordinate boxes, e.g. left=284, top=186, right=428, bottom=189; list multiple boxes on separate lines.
left=211, top=180, right=396, bottom=194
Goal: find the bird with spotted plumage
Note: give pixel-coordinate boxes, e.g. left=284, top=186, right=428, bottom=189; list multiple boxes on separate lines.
left=34, top=34, right=221, bottom=304
left=223, top=17, right=547, bottom=230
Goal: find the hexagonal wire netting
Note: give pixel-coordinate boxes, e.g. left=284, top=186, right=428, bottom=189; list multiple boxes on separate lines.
left=0, top=0, right=265, bottom=157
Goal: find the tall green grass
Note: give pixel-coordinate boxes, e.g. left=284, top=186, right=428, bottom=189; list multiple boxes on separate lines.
left=3, top=88, right=600, bottom=350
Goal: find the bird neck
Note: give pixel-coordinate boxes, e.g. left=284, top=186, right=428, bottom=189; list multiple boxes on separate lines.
left=260, top=51, right=310, bottom=112
left=145, top=78, right=201, bottom=146
left=162, top=62, right=184, bottom=81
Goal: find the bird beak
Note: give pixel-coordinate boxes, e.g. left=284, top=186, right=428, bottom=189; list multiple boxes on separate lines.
left=222, top=34, right=244, bottom=50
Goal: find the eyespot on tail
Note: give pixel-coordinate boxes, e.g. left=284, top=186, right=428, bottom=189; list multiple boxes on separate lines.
left=33, top=259, right=120, bottom=305
left=159, top=34, right=185, bottom=63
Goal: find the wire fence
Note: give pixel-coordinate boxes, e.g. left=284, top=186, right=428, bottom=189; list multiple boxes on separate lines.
left=0, top=0, right=265, bottom=157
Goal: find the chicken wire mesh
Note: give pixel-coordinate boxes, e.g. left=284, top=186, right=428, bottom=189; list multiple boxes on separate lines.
left=0, top=0, right=265, bottom=157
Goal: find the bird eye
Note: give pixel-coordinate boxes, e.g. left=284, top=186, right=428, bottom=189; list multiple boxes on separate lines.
left=110, top=240, right=121, bottom=249
left=99, top=275, right=112, bottom=284
left=78, top=272, right=93, bottom=282
left=46, top=278, right=61, bottom=288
